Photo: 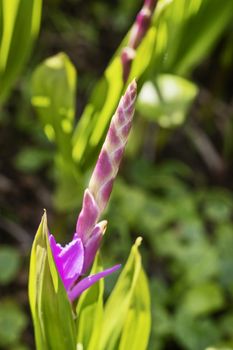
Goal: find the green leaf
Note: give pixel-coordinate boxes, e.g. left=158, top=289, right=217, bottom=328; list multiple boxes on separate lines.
left=28, top=212, right=76, bottom=350
left=137, top=75, right=198, bottom=128
left=174, top=310, right=221, bottom=350
left=0, top=246, right=20, bottom=285
left=0, top=0, right=42, bottom=104
left=215, top=224, right=233, bottom=293
left=100, top=238, right=151, bottom=350
left=169, top=0, right=233, bottom=75
left=181, top=282, right=224, bottom=317
left=201, top=190, right=233, bottom=223
left=119, top=267, right=151, bottom=350
left=53, top=155, right=83, bottom=211
left=127, top=26, right=156, bottom=84
left=31, top=52, right=77, bottom=163
left=72, top=56, right=123, bottom=165
left=76, top=253, right=104, bottom=350
left=151, top=0, right=233, bottom=75
left=71, top=12, right=157, bottom=168
left=14, top=147, right=53, bottom=173
left=31, top=53, right=80, bottom=211
left=0, top=299, right=27, bottom=347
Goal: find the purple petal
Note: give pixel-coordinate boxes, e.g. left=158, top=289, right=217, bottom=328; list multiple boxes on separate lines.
left=68, top=264, right=121, bottom=302
left=82, top=220, right=107, bottom=274
left=49, top=234, right=62, bottom=255
left=49, top=234, right=84, bottom=290
left=76, top=189, right=99, bottom=243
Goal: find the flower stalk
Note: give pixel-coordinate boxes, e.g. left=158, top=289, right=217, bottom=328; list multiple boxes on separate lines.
left=121, top=0, right=157, bottom=82
left=49, top=80, right=137, bottom=302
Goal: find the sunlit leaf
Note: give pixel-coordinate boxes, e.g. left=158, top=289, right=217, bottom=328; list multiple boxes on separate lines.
left=72, top=9, right=158, bottom=168
left=76, top=254, right=104, bottom=350
left=72, top=56, right=124, bottom=165
left=181, top=282, right=224, bottom=317
left=0, top=0, right=42, bottom=104
left=137, top=75, right=197, bottom=128
left=28, top=212, right=76, bottom=350
left=151, top=0, right=233, bottom=75
left=31, top=53, right=81, bottom=211
left=118, top=267, right=151, bottom=350
left=31, top=52, right=77, bottom=162
left=100, top=238, right=151, bottom=350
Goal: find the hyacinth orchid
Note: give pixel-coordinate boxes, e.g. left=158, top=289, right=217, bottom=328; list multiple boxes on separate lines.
left=49, top=80, right=137, bottom=302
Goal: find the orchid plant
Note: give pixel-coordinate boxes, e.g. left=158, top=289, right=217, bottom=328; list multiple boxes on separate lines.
left=28, top=80, right=151, bottom=350
left=31, top=0, right=158, bottom=212
left=49, top=80, right=136, bottom=301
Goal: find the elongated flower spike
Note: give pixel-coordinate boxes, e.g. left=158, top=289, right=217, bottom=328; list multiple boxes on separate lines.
left=121, top=0, right=157, bottom=82
left=49, top=80, right=137, bottom=302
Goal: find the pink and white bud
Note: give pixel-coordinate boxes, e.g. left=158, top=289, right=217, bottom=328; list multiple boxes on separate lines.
left=76, top=189, right=99, bottom=243
left=88, top=79, right=137, bottom=212
left=76, top=80, right=137, bottom=248
left=48, top=82, right=137, bottom=302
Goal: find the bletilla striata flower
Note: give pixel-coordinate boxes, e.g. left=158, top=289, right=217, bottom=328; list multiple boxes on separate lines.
left=49, top=80, right=137, bottom=302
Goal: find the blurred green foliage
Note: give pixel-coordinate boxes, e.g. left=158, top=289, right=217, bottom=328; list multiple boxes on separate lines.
left=31, top=53, right=83, bottom=209
left=0, top=0, right=233, bottom=349
left=137, top=75, right=198, bottom=127
left=0, top=246, right=20, bottom=285
left=105, top=161, right=233, bottom=349
left=0, top=246, right=28, bottom=349
left=0, top=299, right=28, bottom=348
left=30, top=0, right=233, bottom=212
left=0, top=0, right=42, bottom=105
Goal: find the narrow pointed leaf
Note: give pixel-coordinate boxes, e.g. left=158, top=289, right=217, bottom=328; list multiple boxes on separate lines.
left=100, top=238, right=151, bottom=350
left=119, top=267, right=151, bottom=350
left=72, top=56, right=124, bottom=165
left=76, top=253, right=104, bottom=350
left=71, top=5, right=156, bottom=168
left=0, top=0, right=42, bottom=104
left=28, top=212, right=76, bottom=350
